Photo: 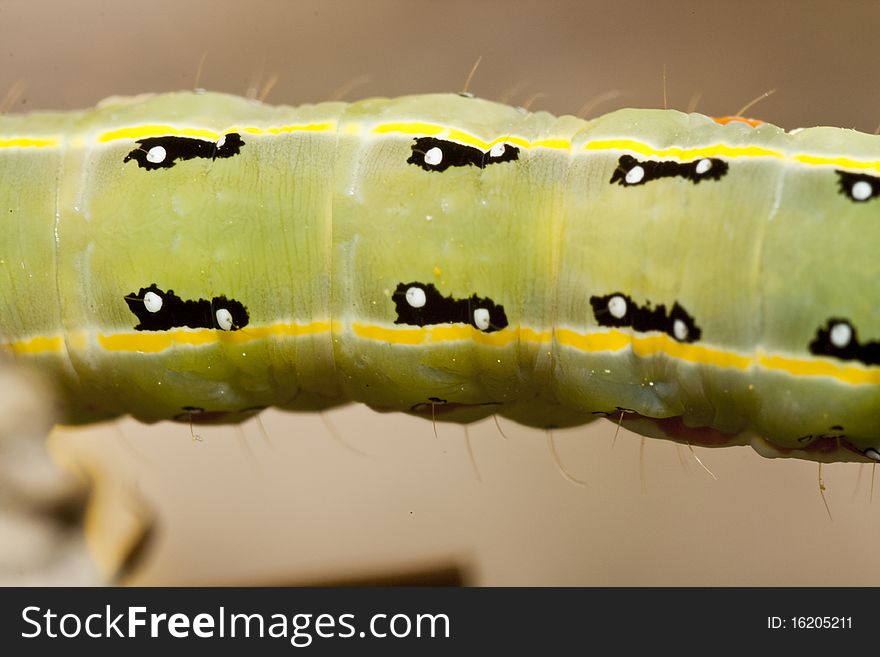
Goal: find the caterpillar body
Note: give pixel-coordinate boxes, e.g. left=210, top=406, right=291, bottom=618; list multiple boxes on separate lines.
left=1, top=90, right=879, bottom=464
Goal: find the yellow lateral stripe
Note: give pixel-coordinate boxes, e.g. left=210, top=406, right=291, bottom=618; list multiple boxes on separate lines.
left=583, top=137, right=880, bottom=171
left=95, top=320, right=333, bottom=353
left=429, top=324, right=520, bottom=346
left=2, top=334, right=65, bottom=354
left=630, top=333, right=754, bottom=369
left=5, top=322, right=880, bottom=385
left=757, top=352, right=880, bottom=385
left=0, top=136, right=60, bottom=149
left=352, top=323, right=545, bottom=346
left=793, top=153, right=880, bottom=173
left=584, top=138, right=784, bottom=160
left=99, top=125, right=223, bottom=142
left=236, top=122, right=335, bottom=136
left=372, top=123, right=569, bottom=151
left=446, top=128, right=494, bottom=148
left=352, top=323, right=426, bottom=344
left=372, top=122, right=446, bottom=137
left=532, top=138, right=571, bottom=149
left=554, top=328, right=753, bottom=369
left=99, top=123, right=336, bottom=143
left=555, top=327, right=632, bottom=352
left=520, top=326, right=553, bottom=344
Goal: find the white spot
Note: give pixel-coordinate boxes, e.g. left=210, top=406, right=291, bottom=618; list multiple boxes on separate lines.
left=405, top=286, right=427, bottom=308
left=673, top=319, right=689, bottom=341
left=216, top=134, right=226, bottom=149
left=829, top=321, right=852, bottom=348
left=851, top=180, right=873, bottom=201
left=489, top=143, right=506, bottom=158
left=608, top=295, right=627, bottom=319
left=146, top=145, right=166, bottom=164
left=424, top=146, right=443, bottom=166
left=473, top=308, right=491, bottom=331
left=866, top=447, right=880, bottom=461
left=215, top=308, right=234, bottom=331
left=694, top=158, right=712, bottom=175
left=624, top=165, right=645, bottom=185
left=143, top=291, right=163, bottom=313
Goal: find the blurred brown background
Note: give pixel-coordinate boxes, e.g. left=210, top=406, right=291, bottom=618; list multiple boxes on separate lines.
left=2, top=0, right=880, bottom=585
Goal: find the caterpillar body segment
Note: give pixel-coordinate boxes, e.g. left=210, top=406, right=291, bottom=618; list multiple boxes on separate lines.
left=1, top=91, right=880, bottom=463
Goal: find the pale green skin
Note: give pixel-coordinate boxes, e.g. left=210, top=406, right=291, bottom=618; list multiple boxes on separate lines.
left=1, top=91, right=879, bottom=462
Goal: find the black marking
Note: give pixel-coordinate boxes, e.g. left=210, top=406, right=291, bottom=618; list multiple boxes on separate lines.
left=175, top=405, right=206, bottom=420
left=809, top=318, right=880, bottom=366
left=797, top=430, right=847, bottom=445
left=174, top=405, right=266, bottom=423
left=409, top=398, right=502, bottom=414
left=836, top=169, right=880, bottom=202
left=590, top=292, right=701, bottom=343
left=483, top=143, right=519, bottom=165
left=125, top=284, right=249, bottom=331
left=392, top=282, right=508, bottom=333
left=591, top=406, right=637, bottom=417
left=407, top=137, right=519, bottom=172
left=123, top=132, right=244, bottom=170
left=609, top=154, right=728, bottom=187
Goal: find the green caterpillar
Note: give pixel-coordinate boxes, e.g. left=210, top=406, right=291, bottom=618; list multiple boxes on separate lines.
left=1, top=90, right=879, bottom=464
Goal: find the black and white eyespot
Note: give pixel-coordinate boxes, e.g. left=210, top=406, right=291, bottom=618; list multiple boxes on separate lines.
left=125, top=285, right=249, bottom=332
left=146, top=145, right=167, bottom=165
left=408, top=137, right=519, bottom=172
left=866, top=447, right=880, bottom=461
left=424, top=146, right=444, bottom=167
left=610, top=156, right=652, bottom=187
left=851, top=181, right=873, bottom=201
left=608, top=294, right=628, bottom=319
left=215, top=308, right=234, bottom=331
left=405, top=286, right=427, bottom=308
left=210, top=296, right=248, bottom=332
left=625, top=165, right=645, bottom=185
left=143, top=290, right=163, bottom=313
left=484, top=142, right=519, bottom=164
left=489, top=143, right=506, bottom=158
left=610, top=154, right=729, bottom=187
left=392, top=282, right=508, bottom=333
left=473, top=307, right=491, bottom=331
left=666, top=303, right=701, bottom=343
left=590, top=293, right=702, bottom=343
left=694, top=158, right=713, bottom=176
left=668, top=301, right=702, bottom=342
left=829, top=321, right=853, bottom=348
left=589, top=292, right=633, bottom=328
left=672, top=318, right=689, bottom=342
left=836, top=170, right=880, bottom=203
left=808, top=318, right=880, bottom=366
left=124, top=132, right=245, bottom=171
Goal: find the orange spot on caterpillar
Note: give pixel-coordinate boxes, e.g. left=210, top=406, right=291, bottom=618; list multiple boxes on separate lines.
left=711, top=116, right=765, bottom=128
